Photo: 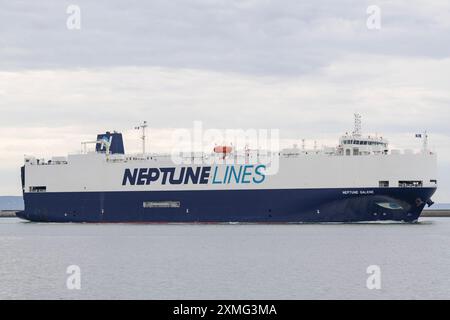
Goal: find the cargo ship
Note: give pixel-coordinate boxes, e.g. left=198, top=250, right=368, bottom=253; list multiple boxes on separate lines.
left=17, top=116, right=437, bottom=223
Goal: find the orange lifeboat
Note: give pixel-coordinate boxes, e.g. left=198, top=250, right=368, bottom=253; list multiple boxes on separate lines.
left=213, top=146, right=232, bottom=154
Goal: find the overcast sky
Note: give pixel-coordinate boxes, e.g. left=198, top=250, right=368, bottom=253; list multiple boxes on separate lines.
left=1, top=0, right=449, bottom=201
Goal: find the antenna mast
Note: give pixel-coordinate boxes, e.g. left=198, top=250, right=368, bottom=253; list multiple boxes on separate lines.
left=135, top=121, right=148, bottom=155
left=353, top=113, right=362, bottom=137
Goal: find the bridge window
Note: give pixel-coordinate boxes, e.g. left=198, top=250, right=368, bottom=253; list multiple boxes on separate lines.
left=398, top=181, right=423, bottom=188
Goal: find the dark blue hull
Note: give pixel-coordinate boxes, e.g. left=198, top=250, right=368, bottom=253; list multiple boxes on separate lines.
left=18, top=187, right=436, bottom=223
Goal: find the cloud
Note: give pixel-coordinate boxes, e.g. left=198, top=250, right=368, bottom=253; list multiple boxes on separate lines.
left=1, top=0, right=450, bottom=73
left=1, top=55, right=450, bottom=132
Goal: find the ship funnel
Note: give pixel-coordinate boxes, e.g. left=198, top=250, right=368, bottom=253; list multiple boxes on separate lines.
left=96, top=131, right=125, bottom=154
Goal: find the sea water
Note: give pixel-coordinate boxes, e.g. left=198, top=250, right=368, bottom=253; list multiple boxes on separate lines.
left=0, top=217, right=449, bottom=299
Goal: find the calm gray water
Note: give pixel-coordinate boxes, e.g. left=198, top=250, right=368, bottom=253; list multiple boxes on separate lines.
left=0, top=217, right=449, bottom=300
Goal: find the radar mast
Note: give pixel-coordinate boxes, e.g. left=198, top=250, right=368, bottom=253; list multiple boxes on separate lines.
left=135, top=121, right=148, bottom=155
left=353, top=113, right=362, bottom=137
